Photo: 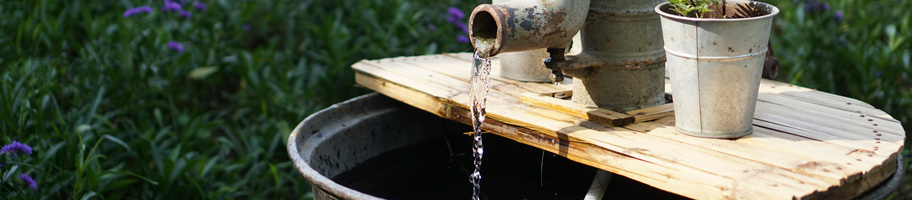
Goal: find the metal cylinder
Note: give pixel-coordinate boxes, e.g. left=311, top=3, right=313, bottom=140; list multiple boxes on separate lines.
left=562, top=0, right=668, bottom=111
left=568, top=61, right=666, bottom=111
left=498, top=50, right=554, bottom=82
left=489, top=0, right=555, bottom=82
left=656, top=2, right=779, bottom=138
left=469, top=0, right=590, bottom=56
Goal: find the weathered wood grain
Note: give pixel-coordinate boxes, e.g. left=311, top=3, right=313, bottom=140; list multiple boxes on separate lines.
left=352, top=53, right=905, bottom=200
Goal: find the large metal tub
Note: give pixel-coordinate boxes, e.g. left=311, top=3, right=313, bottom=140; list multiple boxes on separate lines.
left=286, top=93, right=457, bottom=199
left=286, top=93, right=617, bottom=199
left=287, top=93, right=903, bottom=199
left=288, top=93, right=691, bottom=199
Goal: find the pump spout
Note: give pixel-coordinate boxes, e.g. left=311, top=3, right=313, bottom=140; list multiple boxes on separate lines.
left=468, top=0, right=590, bottom=57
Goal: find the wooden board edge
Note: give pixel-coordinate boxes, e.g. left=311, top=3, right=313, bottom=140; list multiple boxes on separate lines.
left=354, top=71, right=457, bottom=120
left=519, top=92, right=634, bottom=127
left=626, top=103, right=676, bottom=123
left=806, top=151, right=901, bottom=200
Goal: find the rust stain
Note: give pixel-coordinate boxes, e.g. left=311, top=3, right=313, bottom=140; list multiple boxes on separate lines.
left=499, top=6, right=518, bottom=38
left=537, top=10, right=570, bottom=46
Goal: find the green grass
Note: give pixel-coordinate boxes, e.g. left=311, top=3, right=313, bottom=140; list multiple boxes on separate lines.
left=1, top=0, right=910, bottom=199
left=1, top=0, right=480, bottom=198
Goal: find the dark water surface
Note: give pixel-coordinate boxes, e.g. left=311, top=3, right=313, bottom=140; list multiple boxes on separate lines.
left=332, top=133, right=686, bottom=200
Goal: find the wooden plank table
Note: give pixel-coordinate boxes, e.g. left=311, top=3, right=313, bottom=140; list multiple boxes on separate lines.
left=351, top=53, right=905, bottom=199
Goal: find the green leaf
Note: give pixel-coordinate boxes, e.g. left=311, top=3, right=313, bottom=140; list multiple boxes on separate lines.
left=269, top=163, right=280, bottom=189
left=102, top=134, right=131, bottom=152
left=114, top=171, right=159, bottom=185
left=188, top=66, right=219, bottom=80
left=80, top=192, right=97, bottom=200
left=76, top=124, right=92, bottom=133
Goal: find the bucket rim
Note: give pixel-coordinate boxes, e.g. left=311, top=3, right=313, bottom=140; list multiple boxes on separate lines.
left=286, top=93, right=386, bottom=200
left=654, top=1, right=779, bottom=22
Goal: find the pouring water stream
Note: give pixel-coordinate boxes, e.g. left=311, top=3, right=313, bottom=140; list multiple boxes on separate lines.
left=470, top=38, right=494, bottom=200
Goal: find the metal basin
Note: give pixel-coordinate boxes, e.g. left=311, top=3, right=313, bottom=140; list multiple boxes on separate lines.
left=286, top=93, right=455, bottom=199
left=285, top=93, right=615, bottom=199
left=287, top=93, right=903, bottom=199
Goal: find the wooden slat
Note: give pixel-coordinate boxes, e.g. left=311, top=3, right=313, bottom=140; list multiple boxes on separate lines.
left=758, top=80, right=895, bottom=122
left=754, top=101, right=904, bottom=148
left=758, top=79, right=875, bottom=108
left=625, top=116, right=898, bottom=198
left=352, top=53, right=905, bottom=200
left=752, top=119, right=901, bottom=161
left=519, top=93, right=634, bottom=127
left=489, top=107, right=834, bottom=199
left=757, top=93, right=904, bottom=136
left=626, top=103, right=675, bottom=123
left=480, top=93, right=833, bottom=199
left=409, top=54, right=571, bottom=93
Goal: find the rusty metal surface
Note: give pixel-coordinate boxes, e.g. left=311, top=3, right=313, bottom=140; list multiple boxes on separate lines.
left=469, top=0, right=590, bottom=56
left=567, top=61, right=667, bottom=111
left=550, top=0, right=668, bottom=111
left=491, top=0, right=555, bottom=82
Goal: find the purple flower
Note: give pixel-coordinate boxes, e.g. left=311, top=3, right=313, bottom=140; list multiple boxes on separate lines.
left=194, top=1, right=206, bottom=11
left=454, top=21, right=469, bottom=34
left=834, top=11, right=843, bottom=22
left=243, top=24, right=251, bottom=31
left=179, top=10, right=192, bottom=18
left=445, top=7, right=468, bottom=34
left=457, top=35, right=470, bottom=43
left=427, top=23, right=436, bottom=31
left=1, top=141, right=33, bottom=158
left=447, top=7, right=465, bottom=23
left=162, top=1, right=182, bottom=12
left=124, top=6, right=153, bottom=18
left=803, top=1, right=829, bottom=12
left=20, top=174, right=37, bottom=190
left=168, top=41, right=185, bottom=52
left=803, top=3, right=814, bottom=11
left=876, top=71, right=883, bottom=78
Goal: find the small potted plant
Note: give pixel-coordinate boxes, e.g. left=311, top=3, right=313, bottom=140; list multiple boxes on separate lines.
left=655, top=0, right=779, bottom=138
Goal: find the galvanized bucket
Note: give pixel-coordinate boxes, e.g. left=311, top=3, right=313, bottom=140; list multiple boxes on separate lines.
left=655, top=1, right=779, bottom=138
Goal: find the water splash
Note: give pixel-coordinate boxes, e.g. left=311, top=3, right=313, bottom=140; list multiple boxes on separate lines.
left=470, top=38, right=494, bottom=200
